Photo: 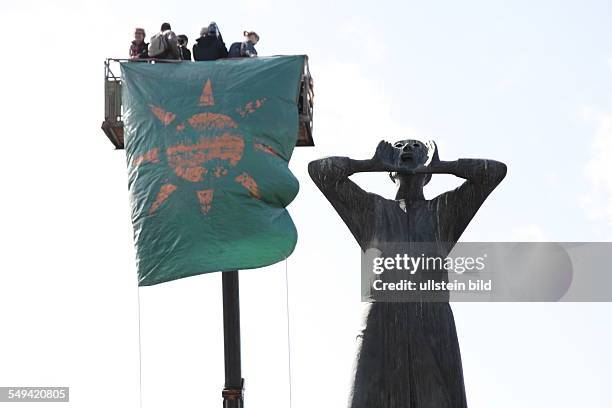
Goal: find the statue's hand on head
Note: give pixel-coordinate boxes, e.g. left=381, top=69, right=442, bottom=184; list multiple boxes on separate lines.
left=425, top=140, right=440, bottom=166
left=407, top=140, right=444, bottom=175
left=371, top=140, right=404, bottom=172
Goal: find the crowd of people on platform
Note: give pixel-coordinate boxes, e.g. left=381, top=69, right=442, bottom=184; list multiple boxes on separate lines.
left=129, top=22, right=259, bottom=61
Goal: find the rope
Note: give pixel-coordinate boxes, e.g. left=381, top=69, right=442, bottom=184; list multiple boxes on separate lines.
left=284, top=259, right=294, bottom=408
left=135, top=265, right=292, bottom=408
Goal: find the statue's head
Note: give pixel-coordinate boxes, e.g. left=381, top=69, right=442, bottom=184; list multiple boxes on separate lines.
left=390, top=139, right=432, bottom=187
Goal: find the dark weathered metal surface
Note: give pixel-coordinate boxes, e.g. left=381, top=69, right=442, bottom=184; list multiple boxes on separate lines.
left=222, top=271, right=244, bottom=408
left=309, top=139, right=506, bottom=408
left=101, top=120, right=124, bottom=149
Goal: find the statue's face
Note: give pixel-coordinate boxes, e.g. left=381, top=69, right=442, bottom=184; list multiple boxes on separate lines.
left=393, top=139, right=428, bottom=170
left=390, top=139, right=432, bottom=187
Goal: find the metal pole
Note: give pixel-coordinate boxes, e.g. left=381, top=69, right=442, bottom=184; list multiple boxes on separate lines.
left=222, top=270, right=244, bottom=408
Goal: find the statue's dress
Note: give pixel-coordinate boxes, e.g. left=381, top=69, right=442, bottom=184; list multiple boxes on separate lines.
left=350, top=195, right=468, bottom=408
left=309, top=157, right=505, bottom=408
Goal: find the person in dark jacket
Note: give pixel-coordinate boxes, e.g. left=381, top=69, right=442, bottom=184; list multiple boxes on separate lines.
left=228, top=31, right=259, bottom=58
left=241, top=31, right=259, bottom=57
left=193, top=22, right=228, bottom=61
left=129, top=28, right=148, bottom=59
left=177, top=35, right=192, bottom=61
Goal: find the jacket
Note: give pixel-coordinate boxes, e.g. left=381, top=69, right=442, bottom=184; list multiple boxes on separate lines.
left=129, top=41, right=149, bottom=59
left=193, top=35, right=228, bottom=61
left=241, top=41, right=257, bottom=57
left=178, top=46, right=192, bottom=61
left=151, top=30, right=180, bottom=60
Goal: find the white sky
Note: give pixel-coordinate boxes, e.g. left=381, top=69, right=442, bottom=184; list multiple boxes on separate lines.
left=1, top=0, right=612, bottom=407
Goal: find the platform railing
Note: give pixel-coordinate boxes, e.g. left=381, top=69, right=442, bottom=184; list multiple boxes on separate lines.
left=101, top=57, right=314, bottom=149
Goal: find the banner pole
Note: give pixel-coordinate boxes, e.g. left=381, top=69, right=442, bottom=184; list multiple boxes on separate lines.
left=222, top=270, right=244, bottom=408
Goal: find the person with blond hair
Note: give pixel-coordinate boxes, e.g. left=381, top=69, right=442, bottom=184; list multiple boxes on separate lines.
left=129, top=28, right=148, bottom=59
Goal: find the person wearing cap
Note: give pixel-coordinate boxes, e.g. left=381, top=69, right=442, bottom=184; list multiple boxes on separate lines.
left=129, top=28, right=149, bottom=59
left=177, top=35, right=192, bottom=61
left=193, top=22, right=228, bottom=61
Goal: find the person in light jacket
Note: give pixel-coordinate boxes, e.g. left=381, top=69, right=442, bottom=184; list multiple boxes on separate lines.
left=149, top=22, right=180, bottom=60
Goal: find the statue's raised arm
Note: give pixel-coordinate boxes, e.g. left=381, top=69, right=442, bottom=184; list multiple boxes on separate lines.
left=409, top=141, right=507, bottom=242
left=308, top=142, right=404, bottom=249
left=309, top=140, right=506, bottom=248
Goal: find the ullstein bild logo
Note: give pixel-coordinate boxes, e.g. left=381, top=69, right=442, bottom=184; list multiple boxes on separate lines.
left=361, top=242, right=612, bottom=302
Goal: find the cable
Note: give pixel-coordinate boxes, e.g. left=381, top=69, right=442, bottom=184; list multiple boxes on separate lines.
left=136, top=267, right=290, bottom=408
left=137, top=286, right=143, bottom=408
left=284, top=259, right=294, bottom=408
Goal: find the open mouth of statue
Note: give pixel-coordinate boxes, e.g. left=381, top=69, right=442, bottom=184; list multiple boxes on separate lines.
left=400, top=152, right=414, bottom=162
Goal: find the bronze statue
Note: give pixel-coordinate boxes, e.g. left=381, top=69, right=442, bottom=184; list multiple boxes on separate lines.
left=309, top=140, right=506, bottom=408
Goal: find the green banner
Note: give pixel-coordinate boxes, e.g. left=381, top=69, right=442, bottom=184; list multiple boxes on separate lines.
left=121, top=56, right=304, bottom=286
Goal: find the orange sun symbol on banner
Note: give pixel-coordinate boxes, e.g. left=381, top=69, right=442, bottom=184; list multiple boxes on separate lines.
left=130, top=79, right=277, bottom=215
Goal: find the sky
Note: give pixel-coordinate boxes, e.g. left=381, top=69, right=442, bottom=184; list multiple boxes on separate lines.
left=1, top=0, right=612, bottom=407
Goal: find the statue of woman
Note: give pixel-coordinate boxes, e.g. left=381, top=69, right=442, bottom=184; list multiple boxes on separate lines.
left=308, top=140, right=506, bottom=407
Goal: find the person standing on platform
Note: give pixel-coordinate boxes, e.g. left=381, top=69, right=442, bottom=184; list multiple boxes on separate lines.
left=193, top=22, right=228, bottom=61
left=148, top=22, right=180, bottom=60
left=177, top=35, right=192, bottom=61
left=129, top=28, right=148, bottom=59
